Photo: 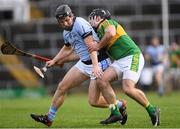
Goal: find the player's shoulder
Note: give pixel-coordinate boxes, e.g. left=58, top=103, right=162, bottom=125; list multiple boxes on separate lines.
left=100, top=19, right=113, bottom=28
left=75, top=17, right=87, bottom=21
left=74, top=17, right=89, bottom=25
left=101, top=19, right=109, bottom=25
left=73, top=17, right=91, bottom=32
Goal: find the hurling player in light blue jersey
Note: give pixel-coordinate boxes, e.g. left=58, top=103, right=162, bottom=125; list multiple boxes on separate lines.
left=30, top=5, right=126, bottom=127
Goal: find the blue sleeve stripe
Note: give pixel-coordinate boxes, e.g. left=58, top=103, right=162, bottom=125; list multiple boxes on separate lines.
left=82, top=31, right=92, bottom=39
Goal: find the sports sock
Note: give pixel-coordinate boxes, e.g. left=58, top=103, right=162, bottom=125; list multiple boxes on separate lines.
left=109, top=104, right=120, bottom=116
left=146, top=103, right=156, bottom=116
left=116, top=100, right=123, bottom=108
left=158, top=85, right=164, bottom=96
left=47, top=105, right=57, bottom=122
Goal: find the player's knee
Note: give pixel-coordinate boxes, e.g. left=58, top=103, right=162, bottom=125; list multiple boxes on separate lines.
left=88, top=99, right=97, bottom=107
left=57, top=82, right=68, bottom=95
left=96, top=78, right=108, bottom=89
left=122, top=85, right=130, bottom=95
left=122, top=82, right=133, bottom=95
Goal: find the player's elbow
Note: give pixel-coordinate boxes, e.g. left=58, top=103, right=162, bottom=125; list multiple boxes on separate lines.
left=105, top=30, right=115, bottom=40
left=106, top=26, right=116, bottom=38
left=109, top=31, right=116, bottom=38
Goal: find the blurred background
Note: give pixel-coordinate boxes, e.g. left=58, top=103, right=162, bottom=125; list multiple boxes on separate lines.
left=0, top=0, right=179, bottom=98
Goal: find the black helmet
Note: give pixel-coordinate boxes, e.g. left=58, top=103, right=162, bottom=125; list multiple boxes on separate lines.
left=105, top=9, right=111, bottom=20
left=55, top=4, right=72, bottom=19
left=89, top=8, right=111, bottom=20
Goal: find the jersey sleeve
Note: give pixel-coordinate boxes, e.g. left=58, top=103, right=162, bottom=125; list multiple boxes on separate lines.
left=76, top=18, right=93, bottom=39
left=63, top=32, right=71, bottom=46
left=101, top=19, right=111, bottom=28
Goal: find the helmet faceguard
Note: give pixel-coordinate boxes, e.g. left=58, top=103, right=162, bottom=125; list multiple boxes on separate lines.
left=88, top=9, right=111, bottom=28
left=89, top=15, right=101, bottom=28
left=89, top=9, right=106, bottom=19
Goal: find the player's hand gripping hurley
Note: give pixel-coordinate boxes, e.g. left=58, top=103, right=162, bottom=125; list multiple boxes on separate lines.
left=33, top=59, right=57, bottom=78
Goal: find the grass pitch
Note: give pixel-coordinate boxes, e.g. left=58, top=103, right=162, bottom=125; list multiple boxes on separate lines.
left=0, top=91, right=180, bottom=128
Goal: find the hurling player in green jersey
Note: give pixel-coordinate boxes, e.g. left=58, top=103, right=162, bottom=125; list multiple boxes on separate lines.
left=88, top=9, right=160, bottom=126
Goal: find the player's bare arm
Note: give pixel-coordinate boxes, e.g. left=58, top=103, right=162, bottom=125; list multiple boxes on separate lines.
left=55, top=52, right=80, bottom=67
left=97, top=25, right=116, bottom=50
left=46, top=45, right=73, bottom=67
left=84, top=35, right=103, bottom=78
left=87, top=16, right=116, bottom=53
left=60, top=52, right=79, bottom=63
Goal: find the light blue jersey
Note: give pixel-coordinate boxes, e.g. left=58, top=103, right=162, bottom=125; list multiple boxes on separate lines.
left=63, top=17, right=99, bottom=61
left=146, top=45, right=165, bottom=66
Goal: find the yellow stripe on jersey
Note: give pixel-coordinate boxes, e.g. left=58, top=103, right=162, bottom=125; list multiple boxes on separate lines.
left=108, top=25, right=127, bottom=49
left=99, top=20, right=127, bottom=49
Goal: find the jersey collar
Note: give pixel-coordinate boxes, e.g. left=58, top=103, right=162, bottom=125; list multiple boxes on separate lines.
left=97, top=19, right=106, bottom=30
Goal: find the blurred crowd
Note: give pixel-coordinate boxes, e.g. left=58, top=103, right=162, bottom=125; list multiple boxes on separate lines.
left=140, top=36, right=180, bottom=96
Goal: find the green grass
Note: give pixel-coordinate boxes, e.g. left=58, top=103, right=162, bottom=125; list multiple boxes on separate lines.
left=0, top=91, right=180, bottom=128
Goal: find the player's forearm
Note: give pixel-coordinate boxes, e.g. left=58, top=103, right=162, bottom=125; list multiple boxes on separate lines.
left=55, top=53, right=79, bottom=65
left=98, top=25, right=116, bottom=49
left=90, top=51, right=99, bottom=67
left=98, top=33, right=112, bottom=49
left=53, top=46, right=73, bottom=63
left=84, top=35, right=99, bottom=66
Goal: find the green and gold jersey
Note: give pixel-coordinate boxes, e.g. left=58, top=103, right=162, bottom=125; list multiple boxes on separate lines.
left=97, top=19, right=141, bottom=60
left=169, top=49, right=180, bottom=68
